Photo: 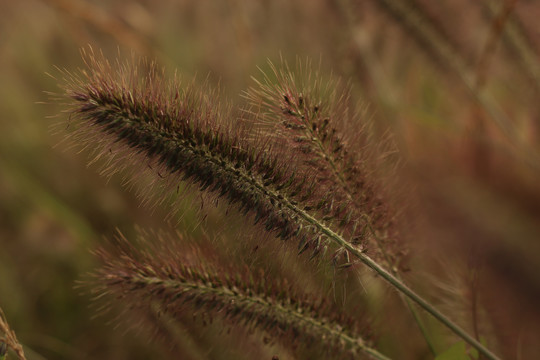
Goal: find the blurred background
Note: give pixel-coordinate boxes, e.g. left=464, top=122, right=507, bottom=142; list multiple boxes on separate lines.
left=1, top=0, right=540, bottom=359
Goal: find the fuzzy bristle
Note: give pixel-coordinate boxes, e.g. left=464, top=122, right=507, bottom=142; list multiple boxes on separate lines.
left=244, top=60, right=400, bottom=267
left=57, top=51, right=369, bottom=260
left=93, top=232, right=386, bottom=360
left=53, top=51, right=503, bottom=360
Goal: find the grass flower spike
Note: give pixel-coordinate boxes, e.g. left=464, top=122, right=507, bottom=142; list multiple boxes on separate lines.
left=245, top=60, right=401, bottom=268
left=55, top=50, right=502, bottom=360
left=94, top=232, right=387, bottom=360
left=58, top=50, right=370, bottom=260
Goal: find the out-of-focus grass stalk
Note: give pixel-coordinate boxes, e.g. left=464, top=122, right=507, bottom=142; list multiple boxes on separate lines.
left=376, top=0, right=540, bottom=170
left=290, top=207, right=501, bottom=360
left=485, top=0, right=540, bottom=92
left=474, top=0, right=517, bottom=90
left=317, top=2, right=437, bottom=354
left=60, top=55, right=501, bottom=359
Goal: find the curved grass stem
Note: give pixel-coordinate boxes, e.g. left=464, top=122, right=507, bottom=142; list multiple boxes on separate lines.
left=60, top=56, right=501, bottom=359
left=366, top=221, right=437, bottom=355
left=228, top=149, right=500, bottom=359
left=223, top=142, right=501, bottom=359
left=313, top=220, right=500, bottom=360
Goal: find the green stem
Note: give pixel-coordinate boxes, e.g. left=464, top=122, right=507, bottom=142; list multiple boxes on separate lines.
left=195, top=128, right=500, bottom=360
left=228, top=154, right=499, bottom=359
left=317, top=224, right=500, bottom=360
left=366, top=221, right=437, bottom=355
left=74, top=84, right=499, bottom=359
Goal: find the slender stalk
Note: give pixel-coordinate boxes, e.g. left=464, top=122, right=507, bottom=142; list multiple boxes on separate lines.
left=219, top=147, right=497, bottom=354
left=474, top=0, right=518, bottom=91
left=242, top=76, right=499, bottom=357
left=296, top=209, right=500, bottom=360
left=61, top=57, right=501, bottom=360
left=369, top=224, right=437, bottom=355
left=484, top=0, right=540, bottom=91
left=208, top=138, right=500, bottom=359
left=376, top=0, right=540, bottom=171
left=248, top=58, right=438, bottom=354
